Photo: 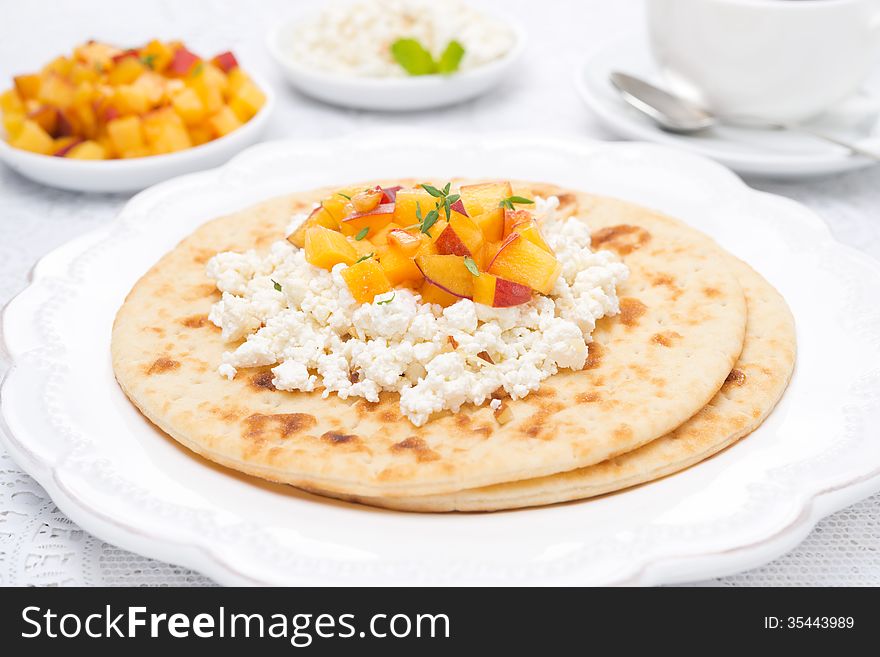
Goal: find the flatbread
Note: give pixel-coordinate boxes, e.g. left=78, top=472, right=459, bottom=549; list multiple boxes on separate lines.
left=332, top=259, right=796, bottom=511
left=111, top=182, right=747, bottom=497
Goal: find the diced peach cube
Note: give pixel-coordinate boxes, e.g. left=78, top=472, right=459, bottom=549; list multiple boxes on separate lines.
left=143, top=107, right=191, bottom=154
left=339, top=203, right=395, bottom=237
left=380, top=248, right=423, bottom=286
left=472, top=272, right=532, bottom=307
left=171, top=87, right=206, bottom=125
left=66, top=140, right=107, bottom=159
left=304, top=225, right=358, bottom=270
left=414, top=254, right=476, bottom=299
left=510, top=217, right=551, bottom=252
left=112, top=84, right=151, bottom=115
left=0, top=89, right=24, bottom=114
left=2, top=111, right=25, bottom=138
left=9, top=119, right=53, bottom=154
left=207, top=105, right=242, bottom=137
left=487, top=233, right=562, bottom=294
left=392, top=188, right=436, bottom=226
left=474, top=207, right=504, bottom=242
left=228, top=79, right=265, bottom=121
left=140, top=40, right=175, bottom=72
left=13, top=74, right=42, bottom=100
left=434, top=210, right=484, bottom=259
left=419, top=280, right=459, bottom=308
left=107, top=115, right=145, bottom=154
left=341, top=258, right=392, bottom=304
left=387, top=228, right=423, bottom=257
left=459, top=181, right=512, bottom=217
left=108, top=56, right=146, bottom=85
left=37, top=74, right=75, bottom=108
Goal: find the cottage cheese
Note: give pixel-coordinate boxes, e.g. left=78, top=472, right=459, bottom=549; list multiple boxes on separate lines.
left=289, top=0, right=515, bottom=78
left=207, top=196, right=629, bottom=426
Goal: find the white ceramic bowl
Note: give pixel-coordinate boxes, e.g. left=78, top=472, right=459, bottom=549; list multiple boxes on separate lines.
left=0, top=73, right=275, bottom=193
left=266, top=15, right=526, bottom=111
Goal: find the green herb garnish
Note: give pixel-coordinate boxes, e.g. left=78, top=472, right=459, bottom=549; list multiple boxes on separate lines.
left=463, top=256, right=480, bottom=277
left=376, top=293, right=395, bottom=305
left=271, top=279, right=283, bottom=292
left=499, top=195, right=535, bottom=211
left=437, top=40, right=465, bottom=75
left=390, top=38, right=466, bottom=76
left=337, top=192, right=351, bottom=200
left=190, top=61, right=204, bottom=77
left=355, top=226, right=369, bottom=241
left=355, top=253, right=374, bottom=264
left=141, top=54, right=157, bottom=69
left=415, top=202, right=440, bottom=236
left=420, top=182, right=459, bottom=221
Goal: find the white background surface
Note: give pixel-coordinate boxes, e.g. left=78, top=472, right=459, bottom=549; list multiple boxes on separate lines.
left=0, top=0, right=878, bottom=586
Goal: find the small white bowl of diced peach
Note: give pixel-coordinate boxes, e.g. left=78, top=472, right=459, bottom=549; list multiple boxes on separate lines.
left=0, top=39, right=274, bottom=192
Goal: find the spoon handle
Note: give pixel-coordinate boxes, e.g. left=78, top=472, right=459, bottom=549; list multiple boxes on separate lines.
left=776, top=123, right=880, bottom=161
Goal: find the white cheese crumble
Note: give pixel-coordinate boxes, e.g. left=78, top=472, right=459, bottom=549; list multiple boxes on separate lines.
left=206, top=197, right=629, bottom=426
left=288, top=0, right=515, bottom=78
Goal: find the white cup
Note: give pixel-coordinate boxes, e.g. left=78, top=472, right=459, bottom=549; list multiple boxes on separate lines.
left=647, top=0, right=880, bottom=123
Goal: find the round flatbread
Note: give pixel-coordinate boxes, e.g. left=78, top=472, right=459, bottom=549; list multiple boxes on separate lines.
left=111, top=182, right=747, bottom=497
left=330, top=258, right=796, bottom=511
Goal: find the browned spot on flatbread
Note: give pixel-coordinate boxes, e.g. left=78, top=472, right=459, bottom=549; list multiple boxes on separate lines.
left=651, top=330, right=683, bottom=347
left=191, top=248, right=216, bottom=265
left=619, top=298, right=647, bottom=327
left=613, top=424, right=634, bottom=441
left=321, top=431, right=359, bottom=445
left=180, top=314, right=210, bottom=329
left=725, top=369, right=747, bottom=386
left=583, top=342, right=603, bottom=370
left=390, top=436, right=440, bottom=462
left=250, top=371, right=276, bottom=391
left=520, top=402, right=564, bottom=440
left=703, top=286, right=721, bottom=298
left=243, top=412, right=317, bottom=441
left=555, top=193, right=577, bottom=211
left=576, top=391, right=601, bottom=403
left=145, top=326, right=165, bottom=336
left=472, top=424, right=493, bottom=438
left=147, top=357, right=180, bottom=375
left=651, top=274, right=683, bottom=300
left=183, top=283, right=219, bottom=301
left=592, top=224, right=651, bottom=255
left=455, top=414, right=472, bottom=428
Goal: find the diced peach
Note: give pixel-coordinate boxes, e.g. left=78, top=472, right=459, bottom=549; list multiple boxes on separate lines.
left=2, top=112, right=25, bottom=138
left=426, top=219, right=449, bottom=243
left=207, top=105, right=242, bottom=137
left=188, top=124, right=213, bottom=146
left=304, top=225, right=358, bottom=270
left=414, top=254, right=476, bottom=299
left=419, top=280, right=459, bottom=308
left=379, top=248, right=423, bottom=286
left=108, top=56, right=146, bottom=85
left=472, top=272, right=532, bottom=307
left=227, top=79, right=265, bottom=121
left=52, top=136, right=84, bottom=157
left=9, top=119, right=54, bottom=154
left=112, top=84, right=151, bottom=114
left=392, top=188, right=436, bottom=226
left=510, top=217, right=551, bottom=252
left=0, top=89, right=24, bottom=114
left=368, top=222, right=403, bottom=247
left=387, top=228, right=423, bottom=257
left=488, top=233, right=562, bottom=294
left=37, top=74, right=75, bottom=108
left=474, top=207, right=504, bottom=242
left=212, top=51, right=239, bottom=73
left=288, top=205, right=339, bottom=248
left=26, top=106, right=59, bottom=136
left=187, top=64, right=226, bottom=113
left=226, top=67, right=251, bottom=96
left=143, top=107, right=191, bottom=154
left=65, top=140, right=107, bottom=159
left=434, top=210, right=484, bottom=258
left=107, top=115, right=145, bottom=154
left=13, top=74, right=42, bottom=100
left=130, top=71, right=166, bottom=105
left=69, top=62, right=99, bottom=84
left=340, top=203, right=395, bottom=237
left=503, top=209, right=532, bottom=238
left=341, top=258, right=392, bottom=304
left=170, top=87, right=205, bottom=125
left=140, top=40, right=175, bottom=72
left=351, top=187, right=383, bottom=214
left=168, top=47, right=200, bottom=75
left=42, top=56, right=73, bottom=77
left=459, top=181, right=512, bottom=217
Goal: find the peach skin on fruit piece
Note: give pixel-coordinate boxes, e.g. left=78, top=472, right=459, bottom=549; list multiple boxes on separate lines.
left=340, top=203, right=395, bottom=237
left=419, top=280, right=459, bottom=308
left=351, top=187, right=383, bottom=214
left=341, top=258, right=392, bottom=304
left=503, top=209, right=533, bottom=238
left=414, top=254, right=475, bottom=299
left=434, top=211, right=484, bottom=258
left=510, top=217, right=551, bottom=252
left=459, top=181, right=512, bottom=217
left=488, top=233, right=562, bottom=294
left=305, top=225, right=358, bottom=270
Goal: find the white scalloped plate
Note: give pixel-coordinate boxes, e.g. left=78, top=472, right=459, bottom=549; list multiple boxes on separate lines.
left=3, top=134, right=880, bottom=586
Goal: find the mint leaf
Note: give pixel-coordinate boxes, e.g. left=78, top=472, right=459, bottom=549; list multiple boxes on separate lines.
left=390, top=38, right=436, bottom=76
left=463, top=256, right=480, bottom=277
left=437, top=40, right=465, bottom=75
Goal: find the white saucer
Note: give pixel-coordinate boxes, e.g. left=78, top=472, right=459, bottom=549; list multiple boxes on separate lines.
left=576, top=32, right=880, bottom=179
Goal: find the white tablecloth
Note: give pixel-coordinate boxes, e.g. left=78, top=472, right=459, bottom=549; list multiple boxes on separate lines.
left=1, top=0, right=878, bottom=586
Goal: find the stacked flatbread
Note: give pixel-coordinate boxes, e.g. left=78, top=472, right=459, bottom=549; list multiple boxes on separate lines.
left=112, top=182, right=796, bottom=512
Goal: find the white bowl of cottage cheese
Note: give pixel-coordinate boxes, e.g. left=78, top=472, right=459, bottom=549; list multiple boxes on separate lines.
left=266, top=0, right=526, bottom=111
